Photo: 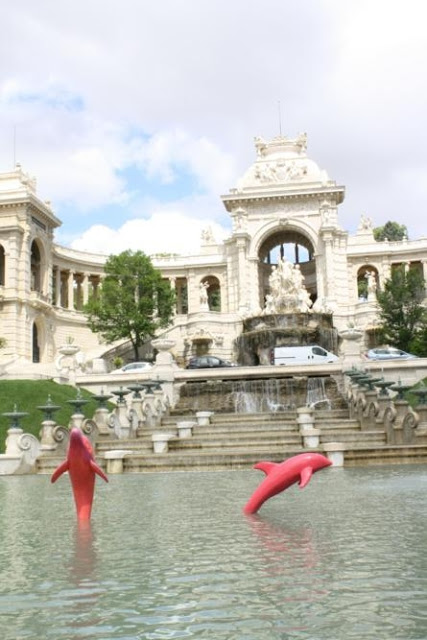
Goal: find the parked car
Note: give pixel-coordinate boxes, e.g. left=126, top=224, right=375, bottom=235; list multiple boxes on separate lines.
left=110, top=361, right=153, bottom=374
left=186, top=356, right=235, bottom=369
left=271, top=345, right=339, bottom=365
left=364, top=347, right=418, bottom=361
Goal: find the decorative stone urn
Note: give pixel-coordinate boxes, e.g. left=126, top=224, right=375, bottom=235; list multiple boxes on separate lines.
left=339, top=328, right=363, bottom=341
left=58, top=344, right=80, bottom=357
left=56, top=342, right=81, bottom=381
left=152, top=338, right=176, bottom=365
left=339, top=327, right=363, bottom=364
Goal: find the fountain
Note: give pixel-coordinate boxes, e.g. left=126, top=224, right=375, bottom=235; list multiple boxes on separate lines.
left=175, top=376, right=345, bottom=414
left=235, top=256, right=338, bottom=365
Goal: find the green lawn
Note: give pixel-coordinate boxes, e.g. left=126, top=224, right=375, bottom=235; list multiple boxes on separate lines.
left=0, top=380, right=107, bottom=453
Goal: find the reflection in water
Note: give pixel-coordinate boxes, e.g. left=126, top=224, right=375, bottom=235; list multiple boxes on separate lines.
left=69, top=520, right=97, bottom=585
left=244, top=511, right=328, bottom=637
left=65, top=521, right=105, bottom=637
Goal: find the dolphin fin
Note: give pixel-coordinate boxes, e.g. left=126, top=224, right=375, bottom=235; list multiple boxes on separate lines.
left=299, top=466, right=313, bottom=488
left=90, top=460, right=109, bottom=483
left=254, top=461, right=278, bottom=475
left=51, top=460, right=69, bottom=483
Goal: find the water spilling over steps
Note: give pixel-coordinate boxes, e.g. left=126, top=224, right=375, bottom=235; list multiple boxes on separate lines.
left=173, top=376, right=347, bottom=414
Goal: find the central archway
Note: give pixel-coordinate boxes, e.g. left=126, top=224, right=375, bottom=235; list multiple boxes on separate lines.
left=258, top=229, right=316, bottom=307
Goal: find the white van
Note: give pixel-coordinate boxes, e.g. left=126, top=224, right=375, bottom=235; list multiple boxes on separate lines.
left=271, top=345, right=339, bottom=366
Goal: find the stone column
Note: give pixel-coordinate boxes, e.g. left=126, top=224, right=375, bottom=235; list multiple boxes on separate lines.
left=322, top=232, right=334, bottom=300
left=237, top=236, right=248, bottom=312
left=55, top=268, right=61, bottom=306
left=82, top=273, right=90, bottom=305
left=248, top=257, right=261, bottom=313
left=67, top=271, right=74, bottom=310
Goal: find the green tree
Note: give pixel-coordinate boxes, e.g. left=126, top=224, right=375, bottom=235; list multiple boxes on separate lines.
left=84, top=250, right=175, bottom=360
left=373, top=221, right=408, bottom=242
left=376, top=266, right=427, bottom=354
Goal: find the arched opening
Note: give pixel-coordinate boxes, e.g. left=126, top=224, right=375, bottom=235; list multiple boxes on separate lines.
left=199, top=276, right=221, bottom=311
left=0, top=244, right=5, bottom=286
left=258, top=230, right=316, bottom=307
left=175, top=277, right=188, bottom=314
left=30, top=240, right=42, bottom=293
left=205, top=276, right=221, bottom=311
left=357, top=265, right=379, bottom=301
left=32, top=323, right=40, bottom=363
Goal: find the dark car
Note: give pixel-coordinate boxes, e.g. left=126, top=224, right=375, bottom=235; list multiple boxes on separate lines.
left=186, top=356, right=235, bottom=369
left=364, top=347, right=418, bottom=361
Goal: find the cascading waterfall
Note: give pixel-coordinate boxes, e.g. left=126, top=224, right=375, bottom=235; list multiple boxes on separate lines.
left=176, top=376, right=340, bottom=414
left=231, top=378, right=297, bottom=414
left=306, top=377, right=331, bottom=409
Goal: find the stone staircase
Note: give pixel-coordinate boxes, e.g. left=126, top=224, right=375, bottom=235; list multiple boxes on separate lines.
left=99, top=407, right=427, bottom=473
left=36, top=404, right=427, bottom=474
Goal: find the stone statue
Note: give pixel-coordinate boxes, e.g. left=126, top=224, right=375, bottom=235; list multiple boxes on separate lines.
left=199, top=281, right=209, bottom=308
left=201, top=227, right=214, bottom=244
left=263, top=257, right=312, bottom=314
left=365, top=271, right=377, bottom=297
left=358, top=214, right=373, bottom=232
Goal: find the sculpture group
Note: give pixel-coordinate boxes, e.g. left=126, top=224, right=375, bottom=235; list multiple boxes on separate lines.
left=263, top=257, right=313, bottom=315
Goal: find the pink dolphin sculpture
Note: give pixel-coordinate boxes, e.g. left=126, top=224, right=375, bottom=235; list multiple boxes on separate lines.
left=51, top=428, right=108, bottom=520
left=243, top=452, right=332, bottom=515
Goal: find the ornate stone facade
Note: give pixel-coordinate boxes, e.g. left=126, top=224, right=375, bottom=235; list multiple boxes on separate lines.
left=0, top=135, right=425, bottom=369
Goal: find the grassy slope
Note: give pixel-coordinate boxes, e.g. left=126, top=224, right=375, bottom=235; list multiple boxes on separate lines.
left=0, top=380, right=104, bottom=453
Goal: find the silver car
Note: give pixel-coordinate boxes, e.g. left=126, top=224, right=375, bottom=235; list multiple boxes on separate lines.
left=364, top=347, right=417, bottom=360
left=110, top=361, right=153, bottom=374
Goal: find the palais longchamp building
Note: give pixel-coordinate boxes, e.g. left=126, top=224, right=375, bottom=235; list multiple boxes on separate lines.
left=0, top=133, right=426, bottom=373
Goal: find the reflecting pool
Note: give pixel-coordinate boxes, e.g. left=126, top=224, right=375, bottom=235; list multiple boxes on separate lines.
left=1, top=465, right=427, bottom=639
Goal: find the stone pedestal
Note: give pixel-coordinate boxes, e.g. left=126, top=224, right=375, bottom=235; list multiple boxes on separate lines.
left=196, top=411, right=214, bottom=426
left=94, top=408, right=113, bottom=436
left=113, top=405, right=131, bottom=439
left=39, top=420, right=58, bottom=451
left=104, top=450, right=132, bottom=474
left=297, top=407, right=314, bottom=431
left=177, top=421, right=195, bottom=438
left=5, top=428, right=24, bottom=455
left=339, top=329, right=363, bottom=365
left=152, top=433, right=175, bottom=453
left=323, top=442, right=346, bottom=467
left=393, top=401, right=410, bottom=445
left=0, top=428, right=41, bottom=475
left=301, top=427, right=321, bottom=448
left=69, top=412, right=85, bottom=430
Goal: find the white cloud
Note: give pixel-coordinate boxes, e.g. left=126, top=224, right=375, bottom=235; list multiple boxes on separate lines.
left=130, top=129, right=237, bottom=194
left=70, top=210, right=230, bottom=256
left=1, top=0, right=427, bottom=246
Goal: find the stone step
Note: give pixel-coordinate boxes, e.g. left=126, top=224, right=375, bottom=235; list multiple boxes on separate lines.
left=344, top=444, right=427, bottom=466
left=170, top=436, right=302, bottom=451
left=190, top=424, right=299, bottom=436
left=96, top=439, right=152, bottom=452
left=314, top=419, right=361, bottom=428
left=122, top=447, right=306, bottom=472
left=320, top=431, right=385, bottom=445
left=35, top=453, right=108, bottom=474
left=210, top=412, right=297, bottom=424
left=187, top=427, right=300, bottom=440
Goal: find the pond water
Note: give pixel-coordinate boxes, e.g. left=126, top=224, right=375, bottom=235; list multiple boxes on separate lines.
left=0, top=465, right=427, bottom=639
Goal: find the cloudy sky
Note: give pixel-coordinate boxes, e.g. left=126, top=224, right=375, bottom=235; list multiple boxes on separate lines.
left=1, top=0, right=427, bottom=255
